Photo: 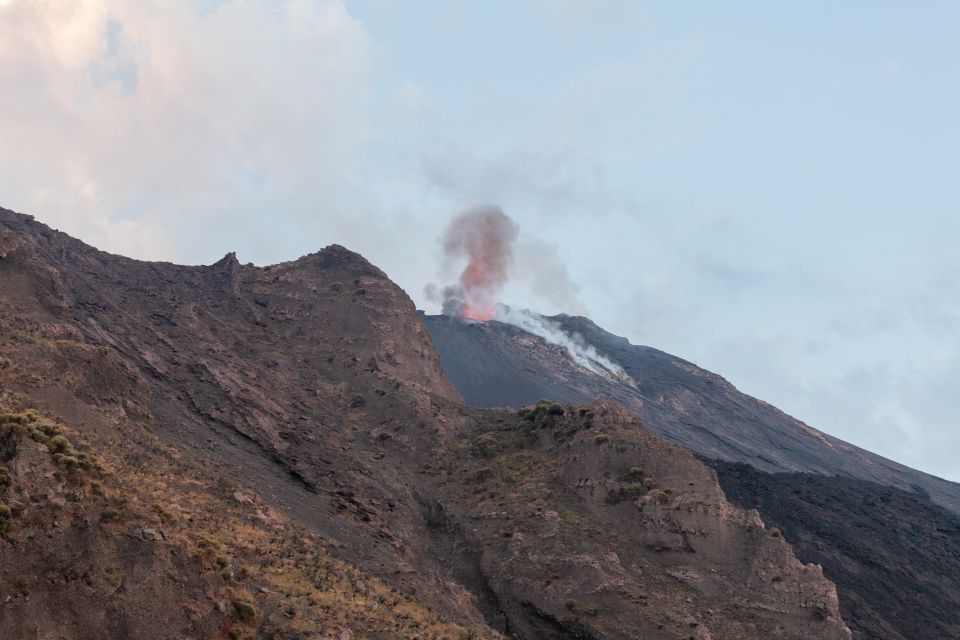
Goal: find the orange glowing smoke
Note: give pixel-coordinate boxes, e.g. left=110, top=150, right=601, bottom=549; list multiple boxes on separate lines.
left=441, top=206, right=518, bottom=321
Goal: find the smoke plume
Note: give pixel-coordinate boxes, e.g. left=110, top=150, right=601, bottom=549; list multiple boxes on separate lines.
left=428, top=206, right=630, bottom=382
left=494, top=306, right=631, bottom=382
left=439, top=205, right=519, bottom=321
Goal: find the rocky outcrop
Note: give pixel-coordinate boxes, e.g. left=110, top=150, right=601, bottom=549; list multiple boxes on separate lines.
left=432, top=402, right=851, bottom=639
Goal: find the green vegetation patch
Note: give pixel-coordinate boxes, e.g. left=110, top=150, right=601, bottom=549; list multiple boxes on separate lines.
left=0, top=503, right=13, bottom=535
left=516, top=401, right=594, bottom=442
left=0, top=409, right=100, bottom=481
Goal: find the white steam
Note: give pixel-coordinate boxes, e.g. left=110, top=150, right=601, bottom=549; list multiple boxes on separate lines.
left=494, top=306, right=632, bottom=383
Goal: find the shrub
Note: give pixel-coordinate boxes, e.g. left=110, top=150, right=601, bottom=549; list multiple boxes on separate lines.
left=54, top=453, right=82, bottom=474
left=547, top=403, right=565, bottom=416
left=623, top=482, right=645, bottom=497
left=583, top=603, right=600, bottom=616
left=649, top=488, right=671, bottom=505
left=196, top=532, right=219, bottom=549
left=100, top=506, right=123, bottom=523
left=770, top=527, right=782, bottom=538
left=594, top=434, right=609, bottom=445
left=642, top=477, right=655, bottom=489
left=564, top=598, right=578, bottom=612
left=194, top=532, right=230, bottom=569
left=348, top=393, right=365, bottom=408
left=473, top=433, right=500, bottom=458
left=231, top=590, right=258, bottom=621
left=1, top=410, right=100, bottom=480
left=104, top=566, right=123, bottom=587
left=0, top=503, right=13, bottom=535
left=446, top=625, right=471, bottom=640
left=47, top=435, right=75, bottom=455
left=0, top=464, right=10, bottom=489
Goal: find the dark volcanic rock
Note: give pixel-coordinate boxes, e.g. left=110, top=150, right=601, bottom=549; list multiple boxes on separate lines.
left=423, top=313, right=960, bottom=516
left=712, top=461, right=960, bottom=640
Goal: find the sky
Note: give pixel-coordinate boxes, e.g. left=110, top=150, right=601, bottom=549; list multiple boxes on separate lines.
left=1, top=1, right=958, bottom=481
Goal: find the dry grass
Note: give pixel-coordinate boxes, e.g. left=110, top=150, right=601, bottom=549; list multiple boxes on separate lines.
left=75, top=416, right=493, bottom=640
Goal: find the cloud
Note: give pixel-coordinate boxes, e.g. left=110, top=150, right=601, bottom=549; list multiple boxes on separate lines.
left=791, top=359, right=960, bottom=482
left=0, top=0, right=373, bottom=263
left=511, top=238, right=587, bottom=316
left=393, top=81, right=425, bottom=109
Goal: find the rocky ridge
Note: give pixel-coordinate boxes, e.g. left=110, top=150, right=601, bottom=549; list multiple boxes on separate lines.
left=0, top=206, right=852, bottom=639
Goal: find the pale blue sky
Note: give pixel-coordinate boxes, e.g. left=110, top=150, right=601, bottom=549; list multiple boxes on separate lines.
left=1, top=1, right=958, bottom=479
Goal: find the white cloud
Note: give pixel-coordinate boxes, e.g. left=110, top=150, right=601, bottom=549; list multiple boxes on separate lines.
left=393, top=80, right=425, bottom=109
left=0, top=0, right=374, bottom=263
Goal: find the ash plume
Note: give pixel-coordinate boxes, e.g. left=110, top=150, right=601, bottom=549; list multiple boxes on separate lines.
left=426, top=205, right=629, bottom=381
left=438, top=205, right=519, bottom=321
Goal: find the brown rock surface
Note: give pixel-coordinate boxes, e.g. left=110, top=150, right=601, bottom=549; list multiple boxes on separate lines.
left=431, top=401, right=851, bottom=639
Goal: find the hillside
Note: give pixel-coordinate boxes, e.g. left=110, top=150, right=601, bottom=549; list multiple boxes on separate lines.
left=0, top=206, right=852, bottom=639
left=423, top=313, right=960, bottom=637
left=423, top=313, right=960, bottom=515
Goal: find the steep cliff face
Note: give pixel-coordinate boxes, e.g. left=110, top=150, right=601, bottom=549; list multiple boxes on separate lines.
left=432, top=402, right=850, bottom=640
left=423, top=313, right=960, bottom=516
left=0, top=206, right=852, bottom=639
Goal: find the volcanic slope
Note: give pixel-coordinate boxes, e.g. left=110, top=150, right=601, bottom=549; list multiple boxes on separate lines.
left=0, top=206, right=851, bottom=639
left=423, top=313, right=960, bottom=515
left=712, top=461, right=960, bottom=640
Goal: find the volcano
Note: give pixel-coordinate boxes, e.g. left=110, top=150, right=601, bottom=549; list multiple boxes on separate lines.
left=1, top=206, right=958, bottom=639
left=423, top=311, right=960, bottom=639
left=423, top=311, right=960, bottom=513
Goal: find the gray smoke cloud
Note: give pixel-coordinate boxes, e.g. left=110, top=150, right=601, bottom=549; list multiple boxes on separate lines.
left=514, top=239, right=588, bottom=316
left=427, top=205, right=588, bottom=317
left=427, top=205, right=627, bottom=380
left=436, top=205, right=519, bottom=320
